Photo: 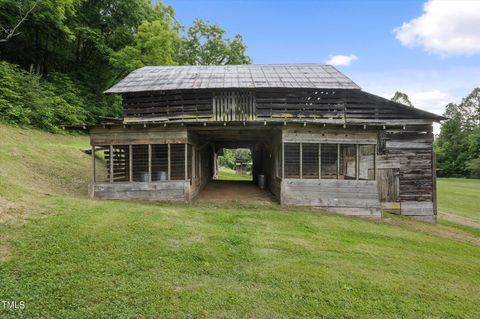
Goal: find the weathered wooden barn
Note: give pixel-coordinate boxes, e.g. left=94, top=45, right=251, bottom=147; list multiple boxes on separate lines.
left=89, top=64, right=443, bottom=222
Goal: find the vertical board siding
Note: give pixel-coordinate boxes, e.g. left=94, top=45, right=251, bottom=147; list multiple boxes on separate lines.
left=213, top=91, right=255, bottom=121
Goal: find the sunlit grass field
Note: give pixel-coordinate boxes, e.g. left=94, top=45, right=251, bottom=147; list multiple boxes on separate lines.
left=217, top=166, right=252, bottom=181
left=0, top=124, right=479, bottom=318
left=437, top=178, right=480, bottom=221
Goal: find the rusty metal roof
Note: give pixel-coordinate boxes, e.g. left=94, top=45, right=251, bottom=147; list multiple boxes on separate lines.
left=105, top=64, right=360, bottom=93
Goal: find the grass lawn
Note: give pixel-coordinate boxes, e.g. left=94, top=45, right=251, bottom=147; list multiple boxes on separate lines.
left=1, top=124, right=479, bottom=318
left=217, top=166, right=252, bottom=181
left=437, top=178, right=480, bottom=222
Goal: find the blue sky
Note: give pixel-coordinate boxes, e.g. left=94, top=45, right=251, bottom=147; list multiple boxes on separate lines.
left=164, top=0, right=480, bottom=118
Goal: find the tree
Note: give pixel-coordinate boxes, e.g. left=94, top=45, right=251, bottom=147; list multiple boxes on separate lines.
left=179, top=19, right=250, bottom=65
left=435, top=88, right=480, bottom=177
left=391, top=91, right=413, bottom=107
left=0, top=0, right=252, bottom=131
left=0, top=0, right=39, bottom=42
left=110, top=18, right=180, bottom=78
left=457, top=88, right=480, bottom=130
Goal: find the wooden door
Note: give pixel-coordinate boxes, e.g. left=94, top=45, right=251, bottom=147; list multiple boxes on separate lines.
left=377, top=168, right=399, bottom=202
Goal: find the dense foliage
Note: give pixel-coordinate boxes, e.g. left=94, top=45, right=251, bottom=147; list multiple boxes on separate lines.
left=0, top=0, right=250, bottom=131
left=435, top=88, right=480, bottom=178
left=218, top=148, right=252, bottom=170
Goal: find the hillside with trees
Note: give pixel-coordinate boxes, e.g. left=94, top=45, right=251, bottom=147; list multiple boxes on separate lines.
left=0, top=0, right=250, bottom=132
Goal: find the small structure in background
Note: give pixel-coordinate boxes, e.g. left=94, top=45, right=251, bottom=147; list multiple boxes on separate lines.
left=88, top=64, right=444, bottom=223
left=235, top=158, right=248, bottom=175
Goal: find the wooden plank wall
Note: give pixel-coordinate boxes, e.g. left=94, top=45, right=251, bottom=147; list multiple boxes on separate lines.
left=90, top=126, right=188, bottom=145
left=213, top=91, right=255, bottom=121
left=91, top=181, right=188, bottom=201
left=267, top=132, right=282, bottom=199
left=376, top=126, right=436, bottom=222
left=255, top=89, right=434, bottom=121
left=120, top=88, right=439, bottom=124
left=188, top=142, right=212, bottom=200
left=123, top=90, right=213, bottom=120
left=281, top=179, right=381, bottom=217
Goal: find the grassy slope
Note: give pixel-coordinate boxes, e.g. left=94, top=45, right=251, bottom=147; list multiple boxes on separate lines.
left=0, top=124, right=479, bottom=318
left=437, top=178, right=480, bottom=221
left=217, top=166, right=252, bottom=181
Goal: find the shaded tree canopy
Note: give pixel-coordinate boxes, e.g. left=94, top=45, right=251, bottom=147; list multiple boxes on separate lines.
left=0, top=0, right=251, bottom=131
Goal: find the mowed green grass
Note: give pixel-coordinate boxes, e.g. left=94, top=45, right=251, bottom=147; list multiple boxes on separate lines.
left=437, top=178, right=480, bottom=221
left=217, top=166, right=252, bottom=181
left=0, top=124, right=479, bottom=318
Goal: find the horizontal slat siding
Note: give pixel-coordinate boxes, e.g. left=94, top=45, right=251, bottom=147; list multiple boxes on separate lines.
left=384, top=131, right=434, bottom=202
left=92, top=181, right=188, bottom=201
left=90, top=128, right=188, bottom=145
left=123, top=91, right=213, bottom=120
left=282, top=179, right=381, bottom=210
left=120, top=88, right=439, bottom=123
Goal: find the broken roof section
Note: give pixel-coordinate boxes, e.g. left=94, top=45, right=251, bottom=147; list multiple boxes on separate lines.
left=105, top=64, right=360, bottom=93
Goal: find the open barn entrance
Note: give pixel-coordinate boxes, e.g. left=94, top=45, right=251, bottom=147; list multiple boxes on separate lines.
left=215, top=148, right=253, bottom=182
left=189, top=126, right=281, bottom=203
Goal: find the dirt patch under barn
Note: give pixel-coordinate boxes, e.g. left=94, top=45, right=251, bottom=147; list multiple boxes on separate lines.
left=195, top=180, right=276, bottom=204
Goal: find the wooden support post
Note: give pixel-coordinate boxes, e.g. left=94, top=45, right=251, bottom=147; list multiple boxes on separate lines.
left=299, top=143, right=303, bottom=179
left=318, top=143, right=321, bottom=179
left=168, top=144, right=171, bottom=180
left=109, top=145, right=114, bottom=183
left=374, top=144, right=377, bottom=181
left=337, top=144, right=340, bottom=179
left=148, top=144, right=152, bottom=182
left=192, top=146, right=195, bottom=179
left=356, top=144, right=359, bottom=180
left=129, top=145, right=133, bottom=182
left=91, top=145, right=96, bottom=183
left=281, top=142, right=285, bottom=179
left=185, top=143, right=188, bottom=181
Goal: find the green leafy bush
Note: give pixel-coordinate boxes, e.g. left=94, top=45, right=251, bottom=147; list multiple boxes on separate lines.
left=0, top=61, right=111, bottom=132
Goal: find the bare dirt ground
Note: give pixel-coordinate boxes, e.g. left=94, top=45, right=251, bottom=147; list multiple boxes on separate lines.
left=195, top=180, right=276, bottom=204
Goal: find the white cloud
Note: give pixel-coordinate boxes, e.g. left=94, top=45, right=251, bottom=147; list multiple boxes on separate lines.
left=381, top=90, right=452, bottom=115
left=394, top=0, right=480, bottom=56
left=325, top=54, right=358, bottom=66
left=408, top=90, right=453, bottom=115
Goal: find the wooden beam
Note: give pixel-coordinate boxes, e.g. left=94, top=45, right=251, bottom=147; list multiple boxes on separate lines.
left=168, top=144, right=171, bottom=180
left=92, top=145, right=96, bottom=183
left=185, top=143, right=188, bottom=181
left=337, top=144, right=340, bottom=179
left=318, top=143, right=321, bottom=180
left=148, top=144, right=152, bottom=182
left=356, top=144, right=359, bottom=180
left=299, top=142, right=303, bottom=179
left=129, top=145, right=133, bottom=182
left=109, top=145, right=114, bottom=183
